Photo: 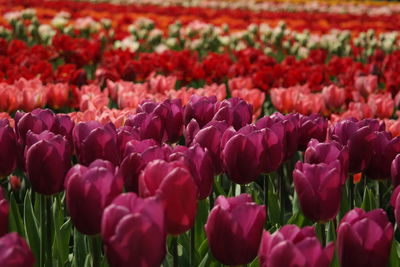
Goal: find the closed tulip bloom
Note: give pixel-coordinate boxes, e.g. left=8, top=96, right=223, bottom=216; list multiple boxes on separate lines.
left=72, top=121, right=120, bottom=166
left=365, top=132, right=400, bottom=180
left=305, top=139, right=349, bottom=184
left=65, top=160, right=123, bottom=235
left=184, top=119, right=200, bottom=146
left=0, top=188, right=8, bottom=237
left=390, top=186, right=400, bottom=228
left=193, top=120, right=229, bottom=174
left=213, top=97, right=252, bottom=130
left=293, top=161, right=342, bottom=222
left=337, top=208, right=393, bottom=267
left=322, top=84, right=346, bottom=110
left=270, top=113, right=300, bottom=160
left=139, top=160, right=198, bottom=235
left=391, top=154, right=400, bottom=186
left=101, top=193, right=166, bottom=267
left=0, top=119, right=17, bottom=177
left=0, top=233, right=34, bottom=267
left=26, top=131, right=71, bottom=195
left=329, top=118, right=377, bottom=173
left=169, top=144, right=214, bottom=199
left=205, top=194, right=266, bottom=266
left=184, top=95, right=217, bottom=128
left=298, top=114, right=327, bottom=151
left=258, top=225, right=334, bottom=267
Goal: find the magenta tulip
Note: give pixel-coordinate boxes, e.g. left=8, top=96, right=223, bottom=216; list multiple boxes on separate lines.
left=258, top=225, right=334, bottom=267
left=212, top=97, right=252, bottom=130
left=205, top=194, right=266, bottom=265
left=184, top=95, right=217, bottom=128
left=298, top=114, right=328, bottom=151
left=0, top=188, right=8, bottom=237
left=0, top=119, right=17, bottom=177
left=392, top=154, right=400, bottom=186
left=293, top=161, right=342, bottom=222
left=337, top=208, right=393, bottom=267
left=65, top=160, right=123, bottom=235
left=0, top=233, right=34, bottom=267
left=101, top=193, right=166, bottom=267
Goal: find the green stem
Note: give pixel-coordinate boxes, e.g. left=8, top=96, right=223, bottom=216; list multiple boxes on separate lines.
left=278, top=166, right=285, bottom=223
left=39, top=194, right=45, bottom=267
left=264, top=174, right=268, bottom=214
left=45, top=196, right=53, bottom=267
left=90, top=235, right=101, bottom=267
left=349, top=178, right=354, bottom=209
left=209, top=192, right=214, bottom=211
left=190, top=227, right=195, bottom=266
left=240, top=185, right=246, bottom=194
left=172, top=237, right=178, bottom=267
left=318, top=223, right=326, bottom=246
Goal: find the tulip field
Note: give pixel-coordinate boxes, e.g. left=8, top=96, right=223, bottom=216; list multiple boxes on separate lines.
left=3, top=0, right=400, bottom=266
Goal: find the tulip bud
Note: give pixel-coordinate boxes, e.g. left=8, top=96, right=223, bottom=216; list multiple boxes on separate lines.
left=0, top=188, right=8, bottom=237
left=391, top=154, right=400, bottom=186
left=322, top=85, right=346, bottom=110
left=213, top=97, right=252, bottom=130
left=65, top=160, right=123, bottom=235
left=9, top=176, right=21, bottom=192
left=293, top=161, right=342, bottom=222
left=337, top=208, right=393, bottom=267
left=139, top=160, right=198, bottom=235
left=72, top=121, right=120, bottom=166
left=270, top=113, right=300, bottom=160
left=184, top=95, right=217, bottom=128
left=258, top=225, right=334, bottom=267
left=305, top=139, right=349, bottom=184
left=205, top=194, right=266, bottom=265
left=0, top=233, right=34, bottom=267
left=0, top=119, right=17, bottom=177
left=101, top=193, right=166, bottom=267
left=26, top=131, right=71, bottom=195
left=390, top=186, right=400, bottom=228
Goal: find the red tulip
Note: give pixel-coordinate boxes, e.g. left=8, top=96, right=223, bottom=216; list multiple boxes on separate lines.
left=101, top=193, right=166, bottom=267
left=139, top=159, right=198, bottom=235
left=65, top=160, right=123, bottom=235
left=322, top=84, right=346, bottom=110
left=205, top=194, right=266, bottom=265
left=337, top=208, right=393, bottom=267
left=258, top=225, right=334, bottom=267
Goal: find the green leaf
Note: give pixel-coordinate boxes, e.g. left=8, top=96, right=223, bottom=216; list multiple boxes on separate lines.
left=53, top=195, right=70, bottom=265
left=9, top=192, right=24, bottom=237
left=249, top=257, right=260, bottom=267
left=268, top=177, right=281, bottom=226
left=361, top=187, right=376, bottom=212
left=73, top=228, right=87, bottom=267
left=326, top=220, right=336, bottom=243
left=389, top=240, right=400, bottom=267
left=23, top=190, right=40, bottom=263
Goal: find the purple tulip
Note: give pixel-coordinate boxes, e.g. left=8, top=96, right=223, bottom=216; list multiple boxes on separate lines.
left=392, top=154, right=400, bottom=186
left=258, top=225, right=334, bottom=267
left=139, top=160, right=198, bottom=235
left=298, top=114, right=328, bottom=151
left=184, top=119, right=200, bottom=146
left=337, top=208, right=393, bottom=267
left=169, top=144, right=214, bottom=199
left=0, top=233, right=34, bottom=267
left=184, top=95, right=217, bottom=128
left=205, top=194, right=266, bottom=265
left=192, top=120, right=229, bottom=174
left=329, top=118, right=377, bottom=173
left=293, top=161, right=342, bottom=222
left=72, top=121, right=120, bottom=166
left=26, top=131, right=71, bottom=195
left=0, top=119, right=17, bottom=177
left=101, top=193, right=166, bottom=267
left=65, top=160, right=123, bottom=235
left=212, top=97, right=252, bottom=130
left=365, top=132, right=400, bottom=180
left=304, top=139, right=349, bottom=184
left=0, top=188, right=8, bottom=237
left=390, top=186, right=400, bottom=228
left=116, top=125, right=140, bottom=157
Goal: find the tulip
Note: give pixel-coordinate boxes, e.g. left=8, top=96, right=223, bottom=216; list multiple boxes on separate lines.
left=184, top=95, right=217, bottom=128
left=0, top=119, right=17, bottom=177
left=0, top=233, right=34, bottom=267
left=65, top=160, right=123, bottom=235
left=365, top=131, right=400, bottom=180
left=139, top=160, right=198, bottom=235
left=169, top=144, right=214, bottom=199
left=305, top=139, right=349, bottom=184
left=390, top=185, right=400, bottom=228
left=354, top=75, right=378, bottom=98
left=368, top=93, right=394, bottom=119
left=329, top=118, right=377, bottom=173
left=298, top=114, right=327, bottom=151
left=269, top=113, right=300, bottom=160
left=392, top=154, right=400, bottom=186
left=184, top=119, right=200, bottom=146
left=322, top=84, right=346, bottom=110
left=0, top=188, right=8, bottom=237
left=212, top=97, right=252, bottom=130
left=337, top=208, right=393, bottom=267
left=205, top=194, right=266, bottom=265
left=258, top=225, right=334, bottom=267
left=72, top=121, right=120, bottom=166
left=293, top=161, right=342, bottom=222
left=26, top=131, right=71, bottom=195
left=192, top=120, right=229, bottom=174
left=101, top=193, right=166, bottom=267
